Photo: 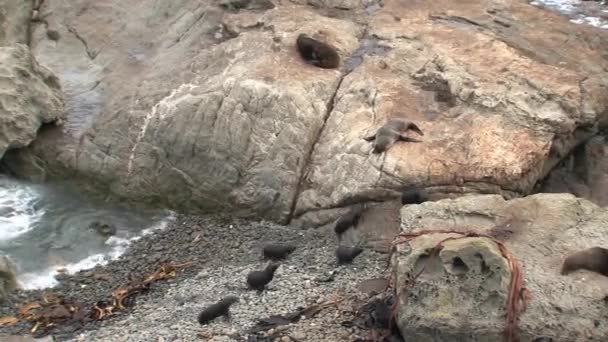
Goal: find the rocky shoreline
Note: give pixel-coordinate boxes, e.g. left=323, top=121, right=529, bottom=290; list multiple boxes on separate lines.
left=0, top=214, right=391, bottom=341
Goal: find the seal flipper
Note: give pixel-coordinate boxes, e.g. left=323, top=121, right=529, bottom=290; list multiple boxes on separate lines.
left=398, top=135, right=422, bottom=143
left=363, top=133, right=377, bottom=141
left=407, top=123, right=424, bottom=136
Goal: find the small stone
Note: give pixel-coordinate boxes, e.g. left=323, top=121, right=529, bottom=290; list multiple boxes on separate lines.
left=280, top=337, right=290, bottom=342
left=293, top=332, right=306, bottom=340
left=223, top=328, right=237, bottom=335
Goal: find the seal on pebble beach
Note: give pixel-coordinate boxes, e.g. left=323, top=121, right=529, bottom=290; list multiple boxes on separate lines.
left=247, top=263, right=281, bottom=291
left=336, top=246, right=364, bottom=265
left=262, top=243, right=297, bottom=260
left=334, top=204, right=365, bottom=240
left=197, top=296, right=240, bottom=325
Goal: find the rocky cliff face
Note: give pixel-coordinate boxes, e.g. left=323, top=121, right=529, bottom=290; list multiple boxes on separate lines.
left=2, top=0, right=608, bottom=224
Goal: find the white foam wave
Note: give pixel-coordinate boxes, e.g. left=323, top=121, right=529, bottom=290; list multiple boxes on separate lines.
left=0, top=182, right=44, bottom=241
left=18, top=211, right=176, bottom=290
left=571, top=16, right=608, bottom=28
left=530, top=0, right=579, bottom=13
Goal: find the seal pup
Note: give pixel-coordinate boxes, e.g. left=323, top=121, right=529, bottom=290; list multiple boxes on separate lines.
left=561, top=247, right=608, bottom=277
left=247, top=263, right=281, bottom=291
left=334, top=204, right=365, bottom=240
left=336, top=245, right=364, bottom=264
left=197, top=296, right=239, bottom=325
left=296, top=33, right=340, bottom=69
left=263, top=243, right=296, bottom=260
left=401, top=185, right=429, bottom=205
left=363, top=118, right=424, bottom=154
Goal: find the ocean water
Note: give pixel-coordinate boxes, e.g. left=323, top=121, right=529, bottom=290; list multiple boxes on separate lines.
left=531, top=0, right=608, bottom=29
left=0, top=175, right=175, bottom=290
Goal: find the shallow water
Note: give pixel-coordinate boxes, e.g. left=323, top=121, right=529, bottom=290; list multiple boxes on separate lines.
left=0, top=175, right=174, bottom=290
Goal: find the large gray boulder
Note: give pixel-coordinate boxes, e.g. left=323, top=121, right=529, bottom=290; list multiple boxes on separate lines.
left=3, top=0, right=608, bottom=224
left=0, top=44, right=64, bottom=160
left=392, top=193, right=608, bottom=341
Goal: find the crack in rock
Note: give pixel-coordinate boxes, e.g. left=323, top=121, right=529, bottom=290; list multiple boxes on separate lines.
left=287, top=74, right=347, bottom=223
left=66, top=24, right=98, bottom=60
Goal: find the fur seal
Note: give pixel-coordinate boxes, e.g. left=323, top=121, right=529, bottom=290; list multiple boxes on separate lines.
left=247, top=263, right=280, bottom=291
left=336, top=245, right=364, bottom=264
left=401, top=185, right=429, bottom=205
left=263, top=243, right=296, bottom=260
left=561, top=247, right=608, bottom=277
left=334, top=204, right=365, bottom=240
left=197, top=296, right=239, bottom=325
left=363, top=118, right=424, bottom=154
left=296, top=33, right=340, bottom=69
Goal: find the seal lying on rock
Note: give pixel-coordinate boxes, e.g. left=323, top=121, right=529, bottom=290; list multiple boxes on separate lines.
left=334, top=204, right=365, bottom=240
left=561, top=247, right=608, bottom=277
left=247, top=263, right=280, bottom=291
left=363, top=118, right=424, bottom=154
left=197, top=296, right=239, bottom=325
left=401, top=185, right=429, bottom=205
left=296, top=33, right=340, bottom=69
left=263, top=243, right=296, bottom=260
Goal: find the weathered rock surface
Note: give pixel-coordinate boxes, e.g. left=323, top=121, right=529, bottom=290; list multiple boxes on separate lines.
left=0, top=0, right=33, bottom=46
left=392, top=193, right=608, bottom=341
left=0, top=254, right=19, bottom=301
left=0, top=44, right=64, bottom=160
left=3, top=0, right=608, bottom=223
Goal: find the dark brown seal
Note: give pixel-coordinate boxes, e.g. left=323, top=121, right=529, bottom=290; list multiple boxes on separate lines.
left=401, top=185, right=429, bottom=205
left=561, top=247, right=608, bottom=277
left=336, top=245, right=364, bottom=264
left=363, top=118, right=424, bottom=154
left=296, top=33, right=340, bottom=69
left=247, top=263, right=280, bottom=291
left=197, top=296, right=239, bottom=325
left=334, top=204, right=365, bottom=240
left=262, top=243, right=296, bottom=260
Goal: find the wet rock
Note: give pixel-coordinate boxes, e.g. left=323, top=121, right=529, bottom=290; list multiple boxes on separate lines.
left=392, top=193, right=608, bottom=341
left=0, top=44, right=64, bottom=160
